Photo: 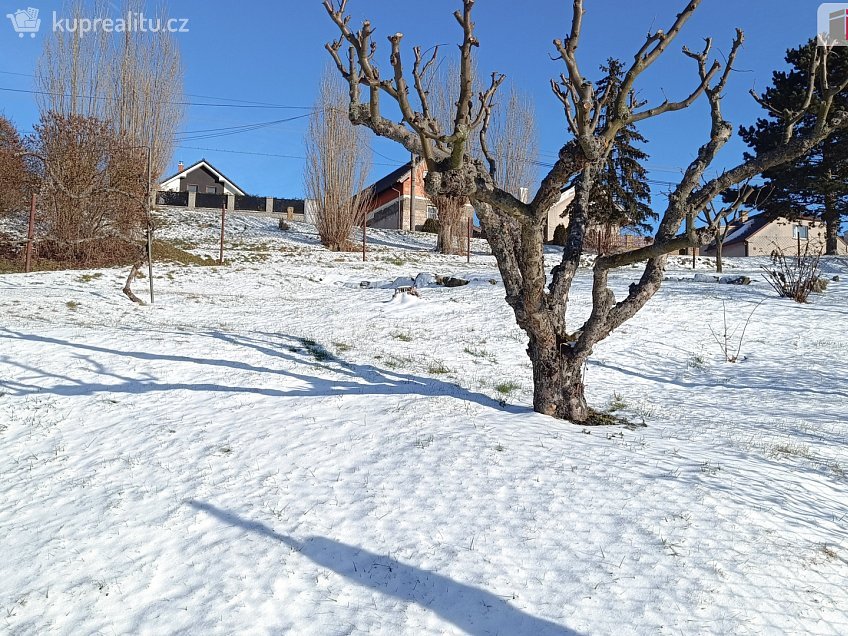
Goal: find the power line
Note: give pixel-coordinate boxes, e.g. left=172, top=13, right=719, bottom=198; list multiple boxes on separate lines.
left=175, top=144, right=401, bottom=168
left=175, top=113, right=312, bottom=142
left=0, top=85, right=316, bottom=110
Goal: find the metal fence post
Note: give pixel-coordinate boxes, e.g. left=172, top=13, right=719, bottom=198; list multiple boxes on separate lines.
left=25, top=193, right=36, bottom=273
left=219, top=202, right=226, bottom=265
left=467, top=213, right=472, bottom=263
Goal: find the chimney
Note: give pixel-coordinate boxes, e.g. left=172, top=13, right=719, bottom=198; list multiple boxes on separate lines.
left=740, top=211, right=749, bottom=223
left=177, top=161, right=184, bottom=172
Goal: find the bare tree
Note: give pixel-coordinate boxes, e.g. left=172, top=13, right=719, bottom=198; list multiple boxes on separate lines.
left=699, top=183, right=762, bottom=273
left=36, top=0, right=183, bottom=186
left=305, top=68, right=373, bottom=251
left=323, top=0, right=848, bottom=423
left=490, top=87, right=538, bottom=199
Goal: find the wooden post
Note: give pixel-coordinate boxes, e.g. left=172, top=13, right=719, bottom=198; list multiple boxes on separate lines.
left=219, top=202, right=226, bottom=265
left=145, top=147, right=154, bottom=304
left=409, top=153, right=416, bottom=231
left=362, top=211, right=367, bottom=262
left=287, top=206, right=294, bottom=221
left=25, top=193, right=36, bottom=273
left=692, top=247, right=696, bottom=269
left=797, top=234, right=801, bottom=266
left=146, top=225, right=154, bottom=303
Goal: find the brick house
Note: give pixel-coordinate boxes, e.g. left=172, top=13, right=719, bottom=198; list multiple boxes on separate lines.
left=361, top=160, right=438, bottom=230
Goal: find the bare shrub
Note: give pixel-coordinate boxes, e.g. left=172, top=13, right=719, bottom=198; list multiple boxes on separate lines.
left=29, top=112, right=147, bottom=263
left=761, top=242, right=824, bottom=303
left=305, top=69, right=372, bottom=251
left=708, top=300, right=764, bottom=362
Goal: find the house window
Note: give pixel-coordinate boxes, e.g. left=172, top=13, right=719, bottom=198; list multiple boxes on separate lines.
left=205, top=186, right=218, bottom=194
left=426, top=205, right=438, bottom=219
left=793, top=225, right=809, bottom=239
left=187, top=185, right=198, bottom=193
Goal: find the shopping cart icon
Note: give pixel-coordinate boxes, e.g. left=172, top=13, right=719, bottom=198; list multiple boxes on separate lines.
left=6, top=8, right=41, bottom=38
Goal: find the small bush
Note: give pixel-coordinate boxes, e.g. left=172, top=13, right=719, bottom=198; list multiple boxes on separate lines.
left=421, top=218, right=440, bottom=234
left=761, top=244, right=823, bottom=303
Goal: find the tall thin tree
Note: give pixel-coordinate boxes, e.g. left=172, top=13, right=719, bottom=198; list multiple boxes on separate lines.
left=36, top=0, right=184, bottom=186
left=305, top=69, right=373, bottom=252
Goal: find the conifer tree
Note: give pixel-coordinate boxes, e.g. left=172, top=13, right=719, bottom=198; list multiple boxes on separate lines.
left=739, top=41, right=848, bottom=255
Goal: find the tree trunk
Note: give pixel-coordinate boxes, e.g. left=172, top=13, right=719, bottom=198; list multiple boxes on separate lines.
left=527, top=335, right=589, bottom=422
left=715, top=239, right=723, bottom=273
left=823, top=191, right=839, bottom=255
left=436, top=220, right=454, bottom=254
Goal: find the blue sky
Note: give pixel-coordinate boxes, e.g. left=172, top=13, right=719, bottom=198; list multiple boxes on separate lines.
left=0, top=1, right=828, bottom=203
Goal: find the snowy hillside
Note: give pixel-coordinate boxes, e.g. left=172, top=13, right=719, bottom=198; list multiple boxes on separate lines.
left=1, top=210, right=846, bottom=635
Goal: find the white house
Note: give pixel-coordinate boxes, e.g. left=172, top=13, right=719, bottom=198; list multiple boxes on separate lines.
left=544, top=187, right=577, bottom=242
left=159, top=159, right=246, bottom=197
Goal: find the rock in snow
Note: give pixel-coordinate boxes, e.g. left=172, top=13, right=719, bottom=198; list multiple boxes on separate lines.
left=391, top=276, right=416, bottom=289
left=413, top=272, right=436, bottom=288
left=693, top=273, right=720, bottom=283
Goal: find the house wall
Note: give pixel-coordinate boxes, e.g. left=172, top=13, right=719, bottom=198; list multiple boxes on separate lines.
left=180, top=166, right=224, bottom=195
left=368, top=200, right=402, bottom=229
left=364, top=162, right=434, bottom=231
left=721, top=242, right=748, bottom=258
left=545, top=188, right=576, bottom=242
left=748, top=218, right=847, bottom=256
left=400, top=161, right=432, bottom=230
left=160, top=165, right=242, bottom=196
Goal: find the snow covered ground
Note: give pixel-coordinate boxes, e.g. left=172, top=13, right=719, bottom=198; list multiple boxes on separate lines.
left=1, top=210, right=846, bottom=635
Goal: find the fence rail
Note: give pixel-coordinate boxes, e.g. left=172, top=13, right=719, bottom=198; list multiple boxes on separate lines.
left=234, top=195, right=265, bottom=212
left=154, top=191, right=306, bottom=218
left=156, top=191, right=189, bottom=207
left=196, top=192, right=227, bottom=210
